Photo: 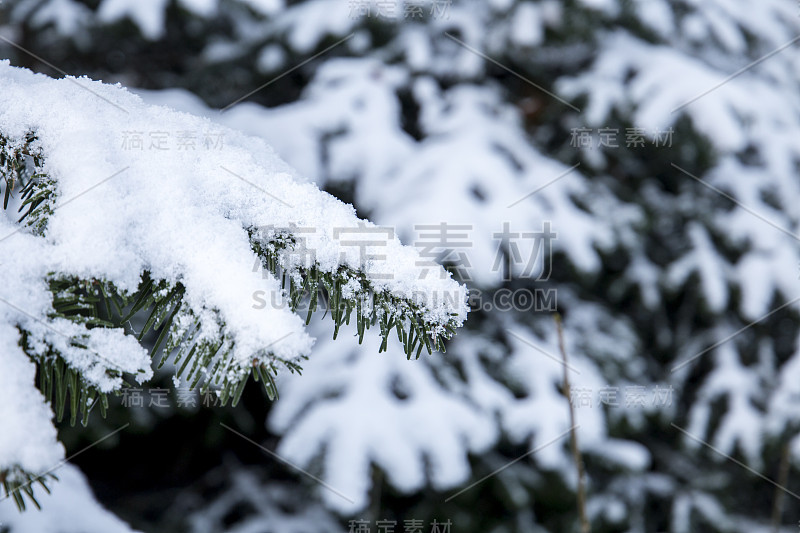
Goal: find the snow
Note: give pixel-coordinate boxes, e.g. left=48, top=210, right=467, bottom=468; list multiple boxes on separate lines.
left=5, top=0, right=800, bottom=528
left=269, top=321, right=496, bottom=513
left=128, top=17, right=644, bottom=515
left=0, top=62, right=466, bottom=476
left=557, top=8, right=800, bottom=328
left=237, top=0, right=285, bottom=17
left=97, top=0, right=170, bottom=40
left=178, top=0, right=217, bottom=17
left=585, top=438, right=650, bottom=471
left=267, top=304, right=637, bottom=513
left=577, top=0, right=617, bottom=14
left=139, top=59, right=611, bottom=286
left=686, top=341, right=764, bottom=466
left=29, top=0, right=92, bottom=36
left=184, top=464, right=343, bottom=533
left=0, top=324, right=63, bottom=474
left=510, top=3, right=543, bottom=47
left=97, top=0, right=219, bottom=39
left=256, top=44, right=286, bottom=73
left=632, top=0, right=674, bottom=37
left=0, top=464, right=140, bottom=533
left=276, top=0, right=356, bottom=53
left=501, top=325, right=607, bottom=471
left=666, top=223, right=729, bottom=313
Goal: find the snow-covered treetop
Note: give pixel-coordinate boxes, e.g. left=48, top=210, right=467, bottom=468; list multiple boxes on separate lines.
left=0, top=61, right=467, bottom=503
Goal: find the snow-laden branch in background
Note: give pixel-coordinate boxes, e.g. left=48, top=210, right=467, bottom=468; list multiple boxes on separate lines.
left=0, top=62, right=468, bottom=508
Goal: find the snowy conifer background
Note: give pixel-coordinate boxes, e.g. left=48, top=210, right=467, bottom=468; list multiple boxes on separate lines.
left=2, top=0, right=800, bottom=532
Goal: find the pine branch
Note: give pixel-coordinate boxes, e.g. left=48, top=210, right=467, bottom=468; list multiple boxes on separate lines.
left=0, top=467, right=55, bottom=512
left=0, top=130, right=466, bottom=513
left=0, top=133, right=53, bottom=235
left=250, top=228, right=460, bottom=359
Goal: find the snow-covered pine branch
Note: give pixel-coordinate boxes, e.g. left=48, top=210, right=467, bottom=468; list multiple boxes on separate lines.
left=0, top=62, right=467, bottom=510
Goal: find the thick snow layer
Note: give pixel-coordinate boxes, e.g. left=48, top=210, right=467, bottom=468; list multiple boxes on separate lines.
left=0, top=325, right=63, bottom=474
left=0, top=62, right=466, bottom=475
